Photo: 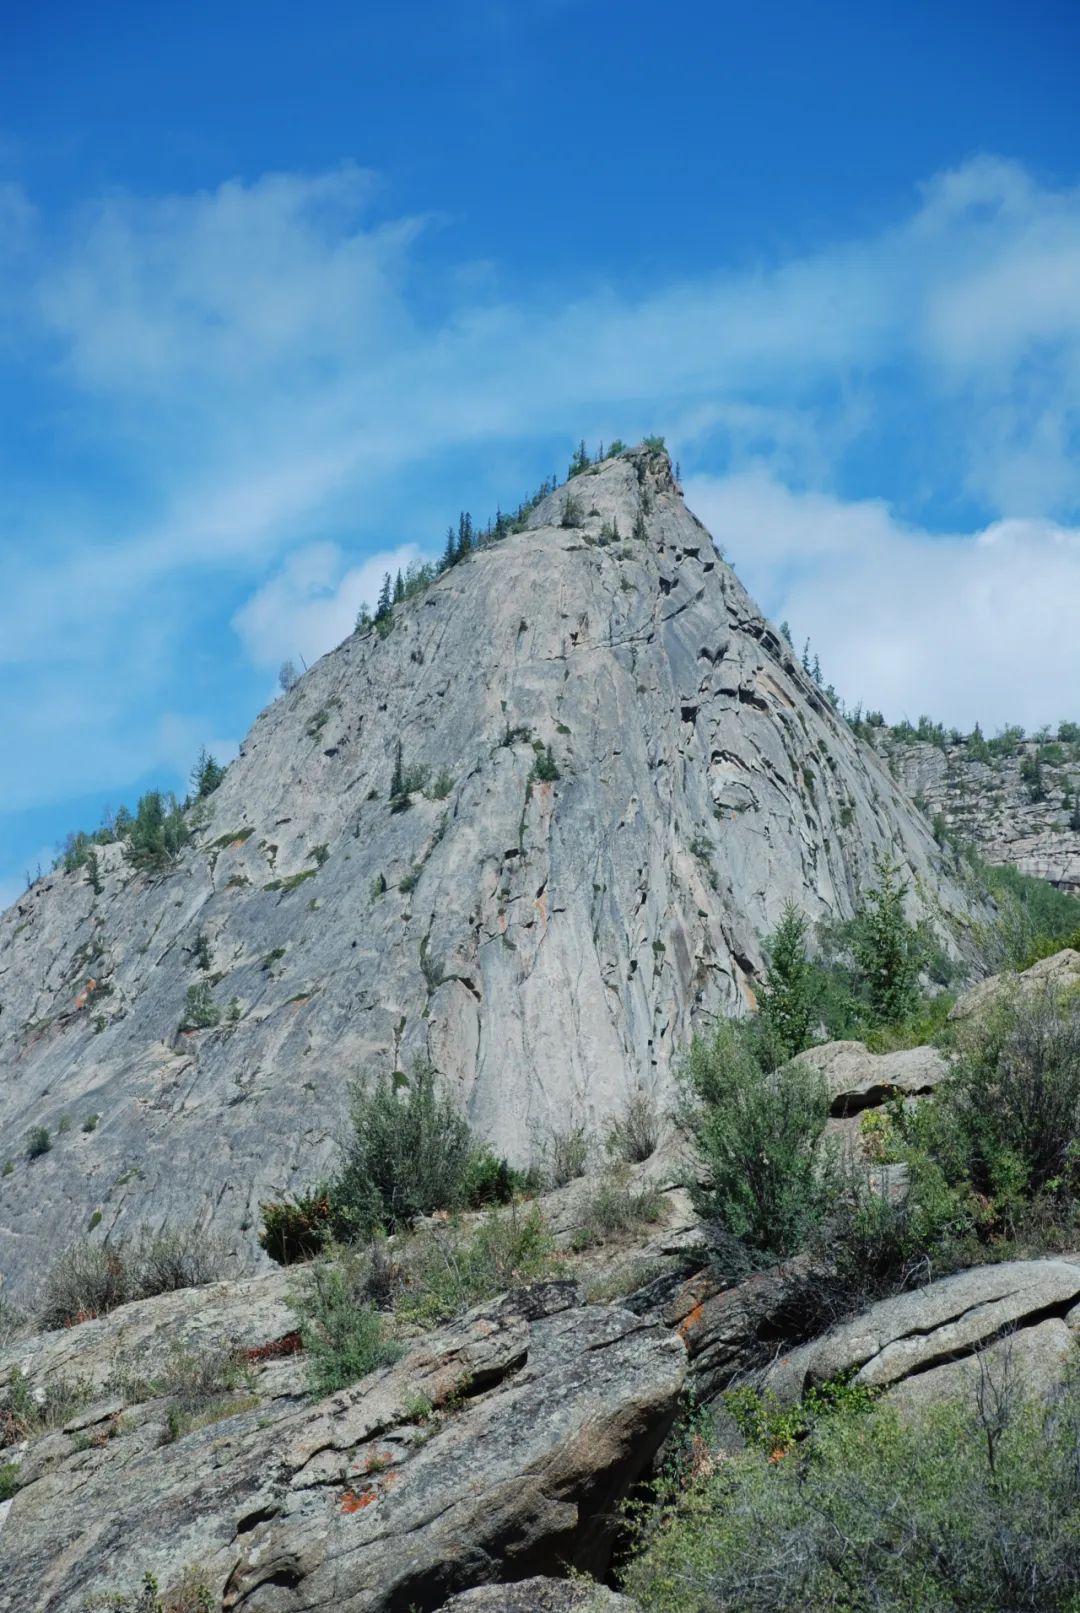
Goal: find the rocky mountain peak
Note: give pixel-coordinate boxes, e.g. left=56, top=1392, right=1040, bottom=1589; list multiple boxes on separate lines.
left=0, top=449, right=978, bottom=1301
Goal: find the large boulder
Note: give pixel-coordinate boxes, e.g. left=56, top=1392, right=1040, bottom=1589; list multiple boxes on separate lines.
left=789, top=1040, right=950, bottom=1116
left=763, top=1258, right=1080, bottom=1406
left=949, top=948, right=1080, bottom=1023
left=0, top=1280, right=685, bottom=1613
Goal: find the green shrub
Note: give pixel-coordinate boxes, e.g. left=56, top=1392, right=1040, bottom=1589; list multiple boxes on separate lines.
left=38, top=1227, right=223, bottom=1330
left=180, top=982, right=220, bottom=1030
left=329, top=1061, right=478, bottom=1239
left=623, top=1367, right=1080, bottom=1612
left=0, top=1462, right=19, bottom=1500
left=570, top=1169, right=665, bottom=1251
left=461, top=1148, right=531, bottom=1207
left=605, top=1091, right=661, bottom=1163
left=82, top=1112, right=100, bottom=1132
left=544, top=1124, right=590, bottom=1187
left=530, top=745, right=560, bottom=784
left=682, top=1023, right=835, bottom=1261
left=25, top=1126, right=51, bottom=1160
left=259, top=1188, right=334, bottom=1264
left=926, top=986, right=1080, bottom=1224
left=289, top=1251, right=402, bottom=1395
left=396, top=1204, right=557, bottom=1328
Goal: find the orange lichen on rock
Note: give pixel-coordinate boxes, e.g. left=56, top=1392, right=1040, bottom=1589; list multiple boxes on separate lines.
left=340, top=1488, right=376, bottom=1514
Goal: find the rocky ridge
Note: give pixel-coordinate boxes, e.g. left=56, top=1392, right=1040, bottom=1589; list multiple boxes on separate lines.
left=885, top=728, right=1080, bottom=893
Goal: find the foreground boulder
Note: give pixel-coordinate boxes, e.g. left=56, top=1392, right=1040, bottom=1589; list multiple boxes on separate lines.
left=0, top=1279, right=685, bottom=1613
left=789, top=1040, right=950, bottom=1116
left=764, top=1258, right=1080, bottom=1406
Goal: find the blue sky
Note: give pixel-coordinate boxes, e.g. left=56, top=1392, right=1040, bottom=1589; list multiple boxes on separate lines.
left=3, top=0, right=1080, bottom=904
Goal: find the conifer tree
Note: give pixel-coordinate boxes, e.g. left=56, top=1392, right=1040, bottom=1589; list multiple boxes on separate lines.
left=442, top=524, right=457, bottom=570
left=852, top=856, right=926, bottom=1024
left=756, top=902, right=817, bottom=1068
left=390, top=740, right=404, bottom=801
left=393, top=569, right=405, bottom=605
left=568, top=440, right=590, bottom=478
left=375, top=573, right=393, bottom=622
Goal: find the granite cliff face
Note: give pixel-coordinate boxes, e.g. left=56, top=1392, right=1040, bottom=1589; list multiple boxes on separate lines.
left=0, top=446, right=976, bottom=1301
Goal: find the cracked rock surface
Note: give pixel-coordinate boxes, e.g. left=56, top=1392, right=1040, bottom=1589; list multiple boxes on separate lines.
left=763, top=1258, right=1080, bottom=1405
left=0, top=1280, right=685, bottom=1613
left=0, top=446, right=979, bottom=1303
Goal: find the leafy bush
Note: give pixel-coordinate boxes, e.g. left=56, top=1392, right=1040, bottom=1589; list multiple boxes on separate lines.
left=329, top=1061, right=479, bottom=1239
left=682, top=1023, right=835, bottom=1261
left=25, top=1125, right=51, bottom=1160
left=570, top=1169, right=665, bottom=1251
left=260, top=1188, right=334, bottom=1264
left=288, top=1245, right=402, bottom=1395
left=395, top=1204, right=557, bottom=1328
left=605, top=1091, right=661, bottom=1163
left=922, top=986, right=1080, bottom=1225
left=39, top=1227, right=223, bottom=1330
left=461, top=1148, right=532, bottom=1208
left=180, top=982, right=220, bottom=1030
left=544, top=1123, right=591, bottom=1187
left=623, top=1364, right=1080, bottom=1613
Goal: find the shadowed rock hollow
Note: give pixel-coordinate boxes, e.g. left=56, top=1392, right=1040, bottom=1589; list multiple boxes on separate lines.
left=0, top=446, right=978, bottom=1301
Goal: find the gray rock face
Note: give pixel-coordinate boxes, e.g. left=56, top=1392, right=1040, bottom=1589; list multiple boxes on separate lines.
left=0, top=447, right=978, bottom=1303
left=763, top=1258, right=1080, bottom=1405
left=0, top=1280, right=685, bottom=1613
left=886, top=731, right=1080, bottom=893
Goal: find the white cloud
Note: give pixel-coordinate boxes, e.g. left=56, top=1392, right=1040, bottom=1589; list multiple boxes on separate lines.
left=232, top=540, right=432, bottom=671
left=688, top=468, right=1080, bottom=732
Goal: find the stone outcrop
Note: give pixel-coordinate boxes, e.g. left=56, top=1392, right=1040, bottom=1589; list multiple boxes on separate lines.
left=0, top=1279, right=685, bottom=1613
left=0, top=444, right=979, bottom=1302
left=763, top=1258, right=1080, bottom=1406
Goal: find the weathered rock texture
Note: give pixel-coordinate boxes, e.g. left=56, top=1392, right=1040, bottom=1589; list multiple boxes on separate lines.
left=886, top=730, right=1080, bottom=892
left=0, top=1280, right=685, bottom=1613
left=0, top=447, right=978, bottom=1301
left=763, top=1258, right=1080, bottom=1406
